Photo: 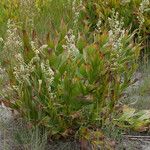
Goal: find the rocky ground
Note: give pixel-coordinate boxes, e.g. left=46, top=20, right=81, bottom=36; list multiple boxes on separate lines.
left=0, top=106, right=14, bottom=150
left=116, top=135, right=150, bottom=150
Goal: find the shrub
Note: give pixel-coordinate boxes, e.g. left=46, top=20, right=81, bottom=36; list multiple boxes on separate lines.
left=0, top=9, right=140, bottom=141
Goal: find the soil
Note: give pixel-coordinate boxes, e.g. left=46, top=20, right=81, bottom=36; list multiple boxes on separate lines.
left=116, top=136, right=150, bottom=150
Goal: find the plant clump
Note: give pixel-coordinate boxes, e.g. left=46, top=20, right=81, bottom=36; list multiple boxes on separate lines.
left=0, top=0, right=148, bottom=149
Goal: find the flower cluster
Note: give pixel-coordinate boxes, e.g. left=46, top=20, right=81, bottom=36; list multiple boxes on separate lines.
left=72, top=0, right=83, bottom=28
left=41, top=63, right=55, bottom=99
left=31, top=40, right=55, bottom=97
left=121, top=0, right=131, bottom=5
left=138, top=0, right=150, bottom=26
left=0, top=20, right=23, bottom=101
left=139, top=0, right=149, bottom=13
left=31, top=40, right=48, bottom=63
left=13, top=53, right=34, bottom=86
left=19, top=0, right=36, bottom=28
left=1, top=19, right=22, bottom=64
left=95, top=19, right=102, bottom=33
left=41, top=60, right=54, bottom=96
left=63, top=29, right=79, bottom=58
left=108, top=10, right=125, bottom=51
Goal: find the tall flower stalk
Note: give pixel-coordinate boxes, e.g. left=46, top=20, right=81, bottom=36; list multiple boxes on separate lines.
left=137, top=0, right=150, bottom=32
left=63, top=29, right=79, bottom=58
left=108, top=10, right=125, bottom=51
left=72, top=0, right=83, bottom=29
left=1, top=19, right=22, bottom=65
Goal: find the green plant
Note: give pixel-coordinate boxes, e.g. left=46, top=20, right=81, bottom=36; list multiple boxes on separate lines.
left=1, top=1, right=147, bottom=150
left=80, top=0, right=150, bottom=64
left=0, top=10, right=140, bottom=141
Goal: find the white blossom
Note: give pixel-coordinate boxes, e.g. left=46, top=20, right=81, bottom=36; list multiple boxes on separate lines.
left=13, top=41, right=54, bottom=98
left=41, top=60, right=54, bottom=97
left=13, top=53, right=34, bottom=86
left=121, top=0, right=131, bottom=5
left=63, top=29, right=79, bottom=58
left=19, top=0, right=36, bottom=28
left=139, top=0, right=149, bottom=13
left=72, top=0, right=83, bottom=27
left=138, top=0, right=150, bottom=25
left=30, top=40, right=48, bottom=64
left=108, top=10, right=125, bottom=51
left=1, top=19, right=22, bottom=66
left=96, top=19, right=102, bottom=33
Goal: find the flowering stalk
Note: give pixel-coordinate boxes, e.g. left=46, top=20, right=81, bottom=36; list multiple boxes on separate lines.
left=13, top=53, right=34, bottom=86
left=2, top=19, right=22, bottom=62
left=72, top=0, right=83, bottom=29
left=108, top=10, right=125, bottom=51
left=137, top=0, right=150, bottom=31
left=121, top=0, right=131, bottom=5
left=63, top=29, right=79, bottom=59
